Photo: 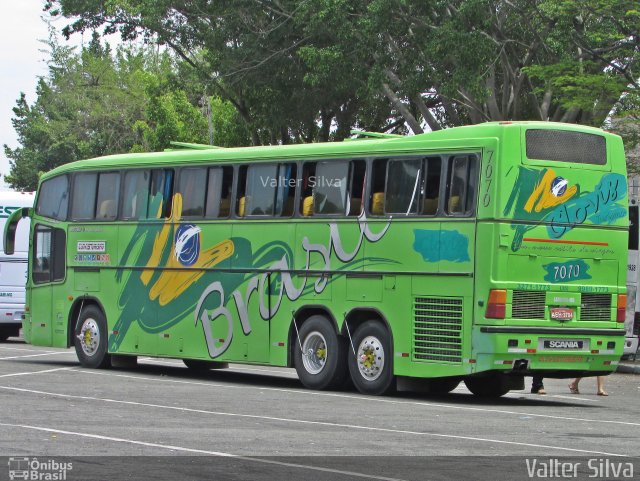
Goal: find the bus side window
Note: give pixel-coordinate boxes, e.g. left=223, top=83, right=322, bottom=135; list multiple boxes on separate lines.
left=299, top=162, right=316, bottom=216
left=178, top=167, right=206, bottom=218
left=369, top=159, right=388, bottom=216
left=206, top=166, right=233, bottom=218
left=96, top=172, right=120, bottom=220
left=423, top=156, right=442, bottom=215
left=275, top=163, right=297, bottom=217
left=244, top=164, right=278, bottom=217
left=33, top=226, right=52, bottom=284
left=149, top=169, right=173, bottom=219
left=385, top=159, right=422, bottom=215
left=446, top=154, right=478, bottom=215
left=122, top=171, right=150, bottom=220
left=36, top=175, right=69, bottom=221
left=313, top=161, right=350, bottom=215
left=32, top=225, right=65, bottom=284
left=71, top=173, right=98, bottom=220
left=348, top=160, right=366, bottom=217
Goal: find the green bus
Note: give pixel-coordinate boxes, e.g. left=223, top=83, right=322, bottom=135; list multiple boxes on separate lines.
left=4, top=121, right=628, bottom=397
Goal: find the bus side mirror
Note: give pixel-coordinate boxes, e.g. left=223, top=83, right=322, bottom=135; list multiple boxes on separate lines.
left=3, top=207, right=31, bottom=255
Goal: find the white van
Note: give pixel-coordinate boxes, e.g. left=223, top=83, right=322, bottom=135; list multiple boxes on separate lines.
left=0, top=191, right=34, bottom=341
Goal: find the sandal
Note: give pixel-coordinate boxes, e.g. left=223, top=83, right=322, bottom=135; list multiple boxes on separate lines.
left=597, top=391, right=608, bottom=396
left=569, top=384, right=580, bottom=394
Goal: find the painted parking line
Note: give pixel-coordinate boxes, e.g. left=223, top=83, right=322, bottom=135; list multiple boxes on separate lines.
left=0, top=422, right=406, bottom=481
left=0, top=351, right=76, bottom=361
left=0, top=346, right=62, bottom=352
left=0, top=385, right=627, bottom=457
left=65, top=368, right=640, bottom=429
left=0, top=367, right=75, bottom=378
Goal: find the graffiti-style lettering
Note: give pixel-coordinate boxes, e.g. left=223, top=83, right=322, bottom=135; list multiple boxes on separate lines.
left=547, top=174, right=626, bottom=238
left=195, top=212, right=391, bottom=357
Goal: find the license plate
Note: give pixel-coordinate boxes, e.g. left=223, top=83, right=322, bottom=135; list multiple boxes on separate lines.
left=550, top=307, right=574, bottom=321
left=541, top=339, right=588, bottom=350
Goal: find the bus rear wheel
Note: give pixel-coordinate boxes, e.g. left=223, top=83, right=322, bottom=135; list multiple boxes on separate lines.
left=428, top=377, right=461, bottom=395
left=294, top=315, right=348, bottom=390
left=74, top=305, right=111, bottom=369
left=464, top=375, right=510, bottom=398
left=348, top=321, right=395, bottom=395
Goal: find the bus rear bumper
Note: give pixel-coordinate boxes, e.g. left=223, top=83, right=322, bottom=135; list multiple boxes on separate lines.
left=472, top=326, right=624, bottom=377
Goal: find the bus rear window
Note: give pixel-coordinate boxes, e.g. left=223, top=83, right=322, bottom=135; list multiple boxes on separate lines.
left=526, top=129, right=606, bottom=165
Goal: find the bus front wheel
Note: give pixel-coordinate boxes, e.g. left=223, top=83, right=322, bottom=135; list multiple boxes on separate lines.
left=74, top=305, right=111, bottom=369
left=348, top=321, right=395, bottom=395
left=294, top=315, right=348, bottom=390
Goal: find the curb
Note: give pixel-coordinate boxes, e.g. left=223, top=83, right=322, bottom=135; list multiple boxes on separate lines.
left=617, top=363, right=640, bottom=374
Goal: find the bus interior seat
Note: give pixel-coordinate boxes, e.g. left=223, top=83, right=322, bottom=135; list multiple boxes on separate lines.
left=218, top=198, right=230, bottom=217
left=238, top=196, right=246, bottom=217
left=98, top=199, right=116, bottom=219
left=423, top=197, right=438, bottom=214
left=371, top=192, right=384, bottom=215
left=448, top=195, right=460, bottom=213
left=302, top=196, right=313, bottom=216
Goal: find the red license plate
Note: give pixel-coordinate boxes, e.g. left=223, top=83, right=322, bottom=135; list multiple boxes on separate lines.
left=550, top=307, right=574, bottom=321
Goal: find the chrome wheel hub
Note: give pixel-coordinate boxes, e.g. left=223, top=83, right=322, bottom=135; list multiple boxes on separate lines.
left=301, top=331, right=327, bottom=375
left=356, top=336, right=384, bottom=381
left=77, top=318, right=100, bottom=356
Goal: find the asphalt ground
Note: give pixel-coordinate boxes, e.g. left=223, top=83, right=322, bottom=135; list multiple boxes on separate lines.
left=1, top=340, right=639, bottom=481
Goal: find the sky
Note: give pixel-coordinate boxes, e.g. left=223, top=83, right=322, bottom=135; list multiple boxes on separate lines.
left=0, top=1, right=87, bottom=191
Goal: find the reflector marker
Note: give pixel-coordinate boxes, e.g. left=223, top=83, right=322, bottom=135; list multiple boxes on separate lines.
left=523, top=238, right=608, bottom=246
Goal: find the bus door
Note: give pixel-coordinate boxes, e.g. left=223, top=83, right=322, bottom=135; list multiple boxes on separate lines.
left=30, top=223, right=66, bottom=346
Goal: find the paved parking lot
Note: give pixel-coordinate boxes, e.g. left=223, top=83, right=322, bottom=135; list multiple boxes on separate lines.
left=1, top=340, right=639, bottom=480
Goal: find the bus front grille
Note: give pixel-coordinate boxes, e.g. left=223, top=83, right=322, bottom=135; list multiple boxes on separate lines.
left=413, top=297, right=463, bottom=363
left=580, top=294, right=612, bottom=321
left=511, top=290, right=546, bottom=319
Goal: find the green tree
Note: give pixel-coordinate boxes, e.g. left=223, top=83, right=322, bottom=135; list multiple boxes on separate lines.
left=44, top=0, right=639, bottom=136
left=4, top=29, right=250, bottom=190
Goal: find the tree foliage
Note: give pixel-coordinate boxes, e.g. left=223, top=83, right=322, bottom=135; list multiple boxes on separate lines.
left=8, top=0, right=640, bottom=188
left=4, top=30, right=248, bottom=190
left=43, top=0, right=639, bottom=137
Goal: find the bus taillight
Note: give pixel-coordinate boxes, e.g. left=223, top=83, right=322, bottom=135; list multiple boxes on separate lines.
left=486, top=290, right=507, bottom=319
left=617, top=294, right=627, bottom=322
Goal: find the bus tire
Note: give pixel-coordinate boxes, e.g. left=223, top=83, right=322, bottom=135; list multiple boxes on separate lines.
left=294, top=315, right=348, bottom=390
left=429, top=377, right=461, bottom=395
left=183, top=359, right=228, bottom=371
left=74, top=305, right=111, bottom=369
left=348, top=320, right=395, bottom=395
left=464, top=375, right=510, bottom=398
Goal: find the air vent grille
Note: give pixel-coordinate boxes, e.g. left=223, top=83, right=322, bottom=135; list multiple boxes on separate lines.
left=580, top=294, right=612, bottom=321
left=512, top=290, right=546, bottom=319
left=413, top=297, right=463, bottom=363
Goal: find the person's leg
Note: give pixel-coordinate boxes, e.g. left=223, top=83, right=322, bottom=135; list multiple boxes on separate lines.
left=569, top=377, right=581, bottom=393
left=596, top=376, right=608, bottom=396
left=531, top=376, right=546, bottom=394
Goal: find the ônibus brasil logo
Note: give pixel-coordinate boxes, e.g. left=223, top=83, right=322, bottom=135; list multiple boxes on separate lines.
left=8, top=457, right=73, bottom=480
